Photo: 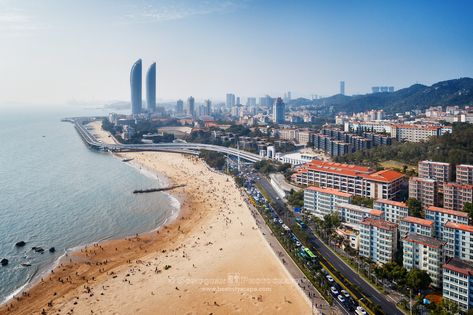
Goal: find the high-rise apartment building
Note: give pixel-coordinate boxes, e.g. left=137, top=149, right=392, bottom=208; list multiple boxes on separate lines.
left=226, top=93, right=235, bottom=108
left=340, top=81, right=345, bottom=95
left=176, top=99, right=184, bottom=114
left=402, top=233, right=446, bottom=287
left=272, top=97, right=285, bottom=124
left=187, top=96, right=195, bottom=117
left=444, top=222, right=473, bottom=261
left=204, top=99, right=212, bottom=115
left=303, top=186, right=352, bottom=219
left=145, top=62, right=156, bottom=113
left=130, top=59, right=142, bottom=115
left=374, top=199, right=409, bottom=224
left=418, top=160, right=452, bottom=183
left=457, top=164, right=473, bottom=185
left=443, top=258, right=473, bottom=311
left=443, top=182, right=473, bottom=210
left=408, top=177, right=438, bottom=208
left=359, top=218, right=398, bottom=264
left=425, top=206, right=469, bottom=239
left=399, top=216, right=434, bottom=237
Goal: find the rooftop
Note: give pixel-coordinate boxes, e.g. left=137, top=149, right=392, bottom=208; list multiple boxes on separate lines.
left=393, top=124, right=441, bottom=131
left=375, top=199, right=408, bottom=208
left=443, top=182, right=473, bottom=190
left=426, top=206, right=469, bottom=218
left=409, top=176, right=436, bottom=183
left=305, top=186, right=352, bottom=198
left=419, top=160, right=451, bottom=166
left=360, top=217, right=398, bottom=230
left=443, top=258, right=473, bottom=275
left=457, top=164, right=473, bottom=169
left=403, top=233, right=445, bottom=248
left=444, top=221, right=473, bottom=233
left=364, top=169, right=405, bottom=183
left=401, top=216, right=434, bottom=227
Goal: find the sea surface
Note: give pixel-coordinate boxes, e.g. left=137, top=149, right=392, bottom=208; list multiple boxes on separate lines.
left=0, top=106, right=177, bottom=302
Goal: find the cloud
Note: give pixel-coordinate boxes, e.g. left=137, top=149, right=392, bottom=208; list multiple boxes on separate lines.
left=123, top=0, right=246, bottom=23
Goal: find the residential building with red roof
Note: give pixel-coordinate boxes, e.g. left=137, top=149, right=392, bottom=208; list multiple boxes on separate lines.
left=292, top=160, right=405, bottom=200
left=442, top=258, right=473, bottom=311
left=374, top=199, right=409, bottom=224
left=399, top=216, right=434, bottom=237
left=425, top=206, right=469, bottom=239
left=443, top=221, right=473, bottom=262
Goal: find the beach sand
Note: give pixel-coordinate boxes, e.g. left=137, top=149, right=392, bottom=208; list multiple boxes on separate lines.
left=0, top=124, right=312, bottom=314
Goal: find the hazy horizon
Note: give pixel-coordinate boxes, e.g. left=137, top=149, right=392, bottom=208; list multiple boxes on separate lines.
left=1, top=0, right=472, bottom=106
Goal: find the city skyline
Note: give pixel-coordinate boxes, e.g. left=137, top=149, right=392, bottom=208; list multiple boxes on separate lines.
left=0, top=0, right=472, bottom=106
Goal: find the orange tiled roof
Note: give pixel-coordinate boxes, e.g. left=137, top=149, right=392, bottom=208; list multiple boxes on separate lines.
left=375, top=199, right=408, bottom=208
left=363, top=169, right=404, bottom=183
left=305, top=186, right=352, bottom=198
left=401, top=216, right=434, bottom=227
left=426, top=206, right=469, bottom=218
left=444, top=222, right=473, bottom=233
left=369, top=209, right=384, bottom=217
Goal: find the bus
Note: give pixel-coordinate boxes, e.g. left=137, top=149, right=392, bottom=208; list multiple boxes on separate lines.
left=303, top=247, right=316, bottom=259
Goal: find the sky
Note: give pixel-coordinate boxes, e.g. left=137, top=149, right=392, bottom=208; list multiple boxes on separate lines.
left=0, top=0, right=472, bottom=105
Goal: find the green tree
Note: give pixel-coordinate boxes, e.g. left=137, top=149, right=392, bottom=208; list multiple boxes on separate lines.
left=287, top=189, right=304, bottom=208
left=463, top=202, right=473, bottom=223
left=323, top=213, right=340, bottom=231
left=351, top=196, right=374, bottom=208
left=407, top=198, right=422, bottom=218
left=406, top=269, right=432, bottom=292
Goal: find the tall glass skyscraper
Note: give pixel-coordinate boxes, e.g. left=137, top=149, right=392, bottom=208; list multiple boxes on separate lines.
left=272, top=97, right=285, bottom=124
left=130, top=59, right=142, bottom=115
left=146, top=62, right=156, bottom=113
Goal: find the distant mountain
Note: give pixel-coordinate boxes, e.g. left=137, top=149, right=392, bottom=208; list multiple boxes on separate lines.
left=288, top=77, right=473, bottom=114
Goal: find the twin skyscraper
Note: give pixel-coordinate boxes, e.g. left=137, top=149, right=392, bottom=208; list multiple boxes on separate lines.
left=130, top=59, right=156, bottom=115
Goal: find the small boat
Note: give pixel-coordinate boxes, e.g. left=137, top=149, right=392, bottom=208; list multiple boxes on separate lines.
left=21, top=262, right=31, bottom=267
left=122, top=158, right=134, bottom=162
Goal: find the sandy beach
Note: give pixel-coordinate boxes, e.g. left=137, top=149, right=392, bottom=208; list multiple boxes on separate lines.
left=0, top=122, right=312, bottom=314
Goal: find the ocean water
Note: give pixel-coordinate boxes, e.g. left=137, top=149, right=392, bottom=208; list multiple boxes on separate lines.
left=0, top=106, right=177, bottom=302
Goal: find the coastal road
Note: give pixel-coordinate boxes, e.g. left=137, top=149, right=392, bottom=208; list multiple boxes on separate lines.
left=245, top=198, right=343, bottom=315
left=255, top=175, right=404, bottom=315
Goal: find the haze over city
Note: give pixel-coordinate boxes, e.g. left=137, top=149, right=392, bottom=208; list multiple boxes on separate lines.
left=1, top=0, right=472, bottom=105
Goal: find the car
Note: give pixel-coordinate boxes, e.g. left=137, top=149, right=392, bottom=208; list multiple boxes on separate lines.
left=278, top=219, right=283, bottom=224
left=356, top=306, right=367, bottom=315
left=337, top=295, right=346, bottom=303
left=330, top=287, right=338, bottom=295
left=326, top=275, right=334, bottom=282
left=340, top=289, right=350, bottom=298
left=295, top=241, right=301, bottom=247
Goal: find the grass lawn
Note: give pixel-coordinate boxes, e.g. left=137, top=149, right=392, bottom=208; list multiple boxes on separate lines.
left=379, top=160, right=417, bottom=172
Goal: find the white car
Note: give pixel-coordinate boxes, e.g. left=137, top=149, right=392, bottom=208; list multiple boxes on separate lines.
left=326, top=275, right=334, bottom=282
left=356, top=306, right=367, bottom=315
left=330, top=287, right=338, bottom=295
left=278, top=219, right=283, bottom=224
left=341, top=289, right=350, bottom=298
left=295, top=241, right=301, bottom=247
left=337, top=295, right=346, bottom=303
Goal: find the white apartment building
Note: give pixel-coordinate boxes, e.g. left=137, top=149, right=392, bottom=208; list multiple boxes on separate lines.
left=374, top=199, right=409, bottom=223
left=391, top=124, right=443, bottom=142
left=292, top=160, right=405, bottom=200
left=303, top=186, right=352, bottom=219
left=399, top=216, right=435, bottom=237
left=275, top=152, right=317, bottom=166
left=402, top=233, right=446, bottom=287
left=336, top=203, right=384, bottom=230
left=457, top=164, right=473, bottom=185
left=359, top=218, right=398, bottom=265
left=444, top=222, right=473, bottom=262
left=418, top=160, right=452, bottom=183
left=408, top=177, right=438, bottom=208
left=425, top=206, right=469, bottom=240
left=443, top=258, right=473, bottom=311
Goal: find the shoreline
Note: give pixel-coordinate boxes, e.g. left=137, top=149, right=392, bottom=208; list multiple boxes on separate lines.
left=0, top=123, right=311, bottom=315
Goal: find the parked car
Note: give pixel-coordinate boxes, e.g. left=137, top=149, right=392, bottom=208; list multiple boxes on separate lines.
left=341, top=289, right=350, bottom=298
left=337, top=295, right=346, bottom=303
left=326, top=275, right=334, bottom=282
left=330, top=287, right=339, bottom=295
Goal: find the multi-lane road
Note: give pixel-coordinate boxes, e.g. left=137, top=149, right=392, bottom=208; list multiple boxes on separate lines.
left=254, top=175, right=403, bottom=315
